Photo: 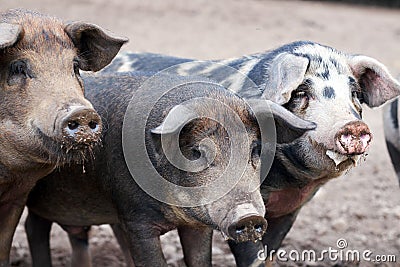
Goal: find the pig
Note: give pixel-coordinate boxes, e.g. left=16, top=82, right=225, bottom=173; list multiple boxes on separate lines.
left=0, top=9, right=127, bottom=266
left=100, top=41, right=400, bottom=267
left=24, top=72, right=317, bottom=267
left=383, top=96, right=400, bottom=185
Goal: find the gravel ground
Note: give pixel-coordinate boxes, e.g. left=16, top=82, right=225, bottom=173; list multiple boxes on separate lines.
left=3, top=0, right=400, bottom=266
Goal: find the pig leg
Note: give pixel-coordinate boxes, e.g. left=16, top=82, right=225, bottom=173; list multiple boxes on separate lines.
left=128, top=237, right=167, bottom=267
left=122, top=224, right=168, bottom=267
left=228, top=239, right=265, bottom=267
left=178, top=226, right=212, bottom=267
left=111, top=224, right=135, bottom=267
left=63, top=226, right=92, bottom=267
left=0, top=203, right=25, bottom=267
left=261, top=211, right=299, bottom=253
left=25, top=210, right=53, bottom=267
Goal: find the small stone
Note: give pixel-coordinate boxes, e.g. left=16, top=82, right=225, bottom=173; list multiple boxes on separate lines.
left=332, top=217, right=347, bottom=232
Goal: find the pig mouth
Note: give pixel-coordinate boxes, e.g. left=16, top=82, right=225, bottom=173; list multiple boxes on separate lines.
left=325, top=150, right=363, bottom=167
left=35, top=127, right=100, bottom=165
left=309, top=137, right=363, bottom=168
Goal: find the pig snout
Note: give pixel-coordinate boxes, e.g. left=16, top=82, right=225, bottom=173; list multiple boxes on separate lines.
left=335, top=121, right=372, bottom=155
left=221, top=203, right=267, bottom=243
left=228, top=215, right=267, bottom=243
left=60, top=106, right=102, bottom=145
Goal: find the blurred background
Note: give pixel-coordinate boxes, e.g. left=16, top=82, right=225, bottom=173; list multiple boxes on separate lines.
left=3, top=0, right=400, bottom=266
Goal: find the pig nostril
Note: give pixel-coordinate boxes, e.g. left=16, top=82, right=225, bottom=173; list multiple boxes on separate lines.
left=360, top=134, right=371, bottom=141
left=67, top=121, right=80, bottom=130
left=88, top=120, right=98, bottom=130
left=235, top=225, right=246, bottom=234
left=254, top=224, right=264, bottom=233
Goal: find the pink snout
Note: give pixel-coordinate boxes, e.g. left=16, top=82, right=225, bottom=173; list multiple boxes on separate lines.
left=335, top=121, right=372, bottom=155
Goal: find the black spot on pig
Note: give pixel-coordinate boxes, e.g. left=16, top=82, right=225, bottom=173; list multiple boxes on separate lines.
left=303, top=78, right=314, bottom=87
left=317, top=64, right=330, bottom=80
left=330, top=57, right=340, bottom=69
left=323, top=86, right=335, bottom=99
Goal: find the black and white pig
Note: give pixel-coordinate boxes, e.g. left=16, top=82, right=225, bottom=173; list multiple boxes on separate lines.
left=24, top=72, right=316, bottom=267
left=100, top=40, right=400, bottom=266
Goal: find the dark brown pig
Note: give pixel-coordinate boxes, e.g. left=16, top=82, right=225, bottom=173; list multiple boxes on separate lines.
left=25, top=72, right=316, bottom=267
left=0, top=9, right=127, bottom=266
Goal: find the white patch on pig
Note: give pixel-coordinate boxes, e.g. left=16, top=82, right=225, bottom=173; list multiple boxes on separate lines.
left=222, top=57, right=261, bottom=93
left=117, top=53, right=138, bottom=72
left=325, top=150, right=362, bottom=167
left=326, top=150, right=348, bottom=166
left=176, top=61, right=199, bottom=76
left=198, top=58, right=237, bottom=75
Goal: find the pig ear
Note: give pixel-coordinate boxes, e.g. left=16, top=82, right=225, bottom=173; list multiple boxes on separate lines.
left=348, top=55, right=400, bottom=108
left=247, top=99, right=316, bottom=143
left=65, top=22, right=128, bottom=72
left=0, top=23, right=22, bottom=49
left=151, top=105, right=198, bottom=135
left=262, top=53, right=309, bottom=105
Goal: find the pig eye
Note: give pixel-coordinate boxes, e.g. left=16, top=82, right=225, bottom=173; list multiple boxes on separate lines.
left=349, top=76, right=364, bottom=104
left=8, top=59, right=35, bottom=85
left=250, top=141, right=261, bottom=168
left=73, top=58, right=84, bottom=89
left=286, top=85, right=310, bottom=112
left=191, top=146, right=202, bottom=160
left=9, top=60, right=34, bottom=77
left=352, top=89, right=364, bottom=104
left=351, top=90, right=363, bottom=116
left=73, top=58, right=80, bottom=76
left=293, top=90, right=308, bottom=99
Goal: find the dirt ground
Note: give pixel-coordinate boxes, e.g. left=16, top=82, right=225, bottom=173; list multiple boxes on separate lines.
left=3, top=0, right=400, bottom=266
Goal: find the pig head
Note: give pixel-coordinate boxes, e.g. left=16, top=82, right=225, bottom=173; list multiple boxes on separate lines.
left=262, top=43, right=400, bottom=177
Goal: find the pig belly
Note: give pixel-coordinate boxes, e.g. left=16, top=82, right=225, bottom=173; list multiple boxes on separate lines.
left=265, top=183, right=321, bottom=218
left=29, top=200, right=119, bottom=226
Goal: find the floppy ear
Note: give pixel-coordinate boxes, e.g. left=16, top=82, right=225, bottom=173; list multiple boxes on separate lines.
left=151, top=104, right=214, bottom=172
left=262, top=53, right=309, bottom=105
left=348, top=55, right=400, bottom=108
left=247, top=99, right=316, bottom=143
left=0, top=23, right=22, bottom=49
left=65, top=22, right=128, bottom=72
left=151, top=104, right=198, bottom=135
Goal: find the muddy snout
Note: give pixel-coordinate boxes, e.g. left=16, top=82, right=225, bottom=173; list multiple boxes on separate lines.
left=335, top=121, right=372, bottom=155
left=60, top=106, right=102, bottom=146
left=222, top=204, right=267, bottom=243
